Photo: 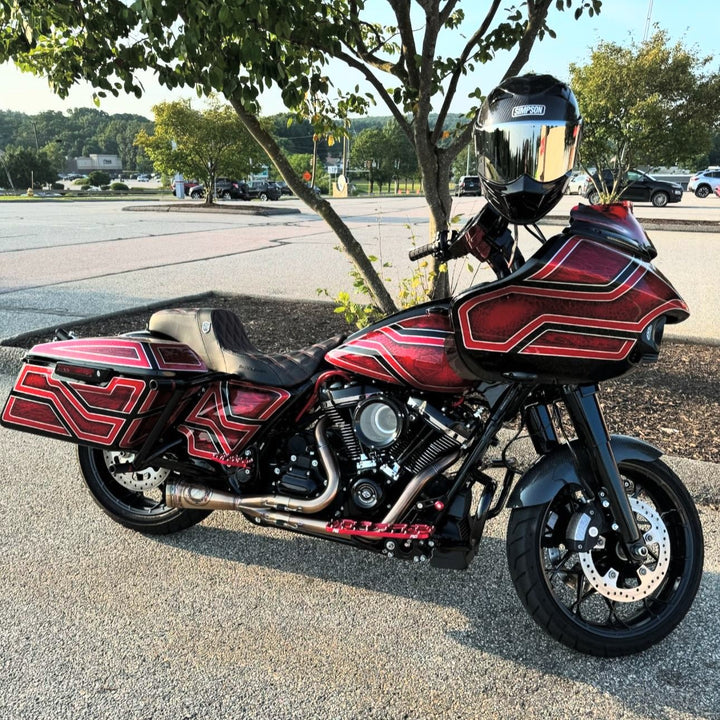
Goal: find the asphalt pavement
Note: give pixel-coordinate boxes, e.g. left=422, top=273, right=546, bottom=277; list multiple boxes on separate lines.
left=0, top=194, right=719, bottom=719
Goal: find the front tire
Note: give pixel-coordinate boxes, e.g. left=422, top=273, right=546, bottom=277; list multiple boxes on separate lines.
left=587, top=190, right=601, bottom=204
left=651, top=191, right=669, bottom=207
left=506, top=458, right=703, bottom=656
left=78, top=446, right=211, bottom=534
left=695, top=185, right=711, bottom=198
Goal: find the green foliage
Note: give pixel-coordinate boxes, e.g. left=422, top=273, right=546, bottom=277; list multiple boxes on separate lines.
left=570, top=29, right=720, bottom=200
left=0, top=108, right=152, bottom=170
left=110, top=181, right=129, bottom=191
left=87, top=169, right=111, bottom=186
left=0, top=0, right=602, bottom=309
left=134, top=99, right=268, bottom=202
left=0, top=145, right=59, bottom=187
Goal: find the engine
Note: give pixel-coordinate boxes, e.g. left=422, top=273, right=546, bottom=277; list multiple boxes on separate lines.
left=310, top=381, right=474, bottom=518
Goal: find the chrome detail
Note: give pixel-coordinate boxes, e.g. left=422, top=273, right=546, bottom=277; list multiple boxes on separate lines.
left=381, top=450, right=461, bottom=525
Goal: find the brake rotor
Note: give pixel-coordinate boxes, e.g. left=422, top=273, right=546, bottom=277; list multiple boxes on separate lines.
left=578, top=496, right=670, bottom=602
left=103, top=450, right=170, bottom=492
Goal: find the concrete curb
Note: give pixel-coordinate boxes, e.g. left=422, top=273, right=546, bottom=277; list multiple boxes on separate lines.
left=122, top=203, right=302, bottom=216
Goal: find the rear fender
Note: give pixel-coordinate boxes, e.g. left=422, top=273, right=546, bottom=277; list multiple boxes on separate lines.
left=507, top=435, right=662, bottom=508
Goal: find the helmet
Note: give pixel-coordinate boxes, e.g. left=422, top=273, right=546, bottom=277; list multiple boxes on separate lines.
left=474, top=74, right=582, bottom=224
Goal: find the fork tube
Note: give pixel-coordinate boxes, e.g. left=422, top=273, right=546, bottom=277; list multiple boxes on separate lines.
left=562, top=385, right=646, bottom=559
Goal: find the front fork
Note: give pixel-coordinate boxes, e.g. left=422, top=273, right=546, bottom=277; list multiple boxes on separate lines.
left=562, top=385, right=648, bottom=563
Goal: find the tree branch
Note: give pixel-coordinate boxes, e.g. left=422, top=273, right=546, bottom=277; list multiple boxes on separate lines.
left=503, top=0, right=553, bottom=80
left=432, top=0, right=501, bottom=143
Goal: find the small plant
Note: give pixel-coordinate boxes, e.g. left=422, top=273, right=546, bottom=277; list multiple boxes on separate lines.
left=318, top=222, right=455, bottom=329
left=110, top=182, right=129, bottom=191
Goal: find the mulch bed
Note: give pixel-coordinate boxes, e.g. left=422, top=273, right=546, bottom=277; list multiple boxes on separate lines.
left=9, top=293, right=719, bottom=464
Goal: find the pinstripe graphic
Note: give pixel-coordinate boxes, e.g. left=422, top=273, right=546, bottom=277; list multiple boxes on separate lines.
left=326, top=312, right=472, bottom=393
left=456, top=236, right=688, bottom=360
left=180, top=381, right=291, bottom=464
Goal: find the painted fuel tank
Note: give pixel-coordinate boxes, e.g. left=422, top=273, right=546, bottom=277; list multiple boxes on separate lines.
left=325, top=304, right=474, bottom=393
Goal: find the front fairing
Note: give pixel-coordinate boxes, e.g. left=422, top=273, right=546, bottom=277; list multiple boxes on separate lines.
left=450, top=204, right=689, bottom=384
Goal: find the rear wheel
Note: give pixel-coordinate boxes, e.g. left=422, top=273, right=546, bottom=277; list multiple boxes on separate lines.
left=506, top=459, right=703, bottom=656
left=78, top=446, right=211, bottom=534
left=258, top=192, right=268, bottom=201
left=587, top=190, right=601, bottom=204
left=694, top=185, right=711, bottom=199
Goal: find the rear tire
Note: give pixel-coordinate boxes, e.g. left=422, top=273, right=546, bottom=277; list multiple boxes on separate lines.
left=78, top=446, right=211, bottom=534
left=694, top=185, right=711, bottom=199
left=587, top=190, right=601, bottom=204
left=506, top=458, right=703, bottom=656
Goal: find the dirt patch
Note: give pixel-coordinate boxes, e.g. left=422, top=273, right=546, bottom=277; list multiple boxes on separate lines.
left=9, top=293, right=719, bottom=464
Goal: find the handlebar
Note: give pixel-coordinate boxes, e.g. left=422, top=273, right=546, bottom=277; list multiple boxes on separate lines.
left=408, top=241, right=442, bottom=262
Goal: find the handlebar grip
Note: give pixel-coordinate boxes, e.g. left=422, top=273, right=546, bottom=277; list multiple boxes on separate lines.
left=408, top=242, right=437, bottom=261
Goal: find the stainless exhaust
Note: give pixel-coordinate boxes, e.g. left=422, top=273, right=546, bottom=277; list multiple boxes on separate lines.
left=166, top=416, right=339, bottom=514
left=166, top=416, right=460, bottom=536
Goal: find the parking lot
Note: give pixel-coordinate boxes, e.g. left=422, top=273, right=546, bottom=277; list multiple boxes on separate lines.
left=0, top=195, right=719, bottom=719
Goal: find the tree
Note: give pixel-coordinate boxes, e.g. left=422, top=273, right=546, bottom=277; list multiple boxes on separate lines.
left=0, top=0, right=601, bottom=312
left=134, top=100, right=267, bottom=203
left=0, top=145, right=59, bottom=187
left=570, top=30, right=720, bottom=200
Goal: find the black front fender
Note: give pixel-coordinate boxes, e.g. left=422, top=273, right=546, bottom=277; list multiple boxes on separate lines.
left=507, top=435, right=662, bottom=509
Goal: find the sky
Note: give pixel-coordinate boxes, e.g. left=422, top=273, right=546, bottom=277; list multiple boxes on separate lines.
left=0, top=1, right=718, bottom=120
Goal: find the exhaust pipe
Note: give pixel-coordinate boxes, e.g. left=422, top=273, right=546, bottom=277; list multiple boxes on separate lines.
left=166, top=416, right=339, bottom=514
left=166, top=416, right=460, bottom=534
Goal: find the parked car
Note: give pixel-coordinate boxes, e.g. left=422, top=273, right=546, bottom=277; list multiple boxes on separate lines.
left=190, top=178, right=250, bottom=200
left=246, top=180, right=281, bottom=201
left=455, top=175, right=481, bottom=196
left=585, top=169, right=683, bottom=207
left=566, top=172, right=590, bottom=195
left=136, top=174, right=151, bottom=182
left=270, top=181, right=292, bottom=196
left=687, top=167, right=720, bottom=198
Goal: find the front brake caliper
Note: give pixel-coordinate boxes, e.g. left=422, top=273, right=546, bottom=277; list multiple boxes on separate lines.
left=565, top=502, right=608, bottom=552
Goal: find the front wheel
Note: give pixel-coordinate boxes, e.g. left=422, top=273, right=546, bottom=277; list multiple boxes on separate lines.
left=78, top=446, right=212, bottom=534
left=695, top=185, right=711, bottom=199
left=651, top=191, right=669, bottom=207
left=506, top=458, right=703, bottom=656
left=587, top=190, right=601, bottom=204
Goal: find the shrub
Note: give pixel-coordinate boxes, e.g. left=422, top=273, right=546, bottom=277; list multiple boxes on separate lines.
left=110, top=182, right=129, bottom=191
left=87, top=170, right=111, bottom=186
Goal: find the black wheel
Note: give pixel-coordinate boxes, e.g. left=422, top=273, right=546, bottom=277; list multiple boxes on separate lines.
left=587, top=190, right=601, bottom=204
left=221, top=190, right=231, bottom=199
left=258, top=192, right=268, bottom=201
left=695, top=185, right=711, bottom=199
left=651, top=191, right=669, bottom=207
left=507, top=459, right=703, bottom=656
left=78, top=446, right=211, bottom=534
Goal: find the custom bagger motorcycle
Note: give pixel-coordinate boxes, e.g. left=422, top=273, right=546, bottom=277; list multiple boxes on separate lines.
left=1, top=76, right=703, bottom=656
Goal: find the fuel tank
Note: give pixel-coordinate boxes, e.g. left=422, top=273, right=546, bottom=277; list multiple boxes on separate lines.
left=325, top=303, right=474, bottom=393
left=450, top=203, right=689, bottom=383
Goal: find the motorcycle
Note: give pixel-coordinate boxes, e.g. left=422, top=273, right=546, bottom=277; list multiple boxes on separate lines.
left=1, top=201, right=703, bottom=656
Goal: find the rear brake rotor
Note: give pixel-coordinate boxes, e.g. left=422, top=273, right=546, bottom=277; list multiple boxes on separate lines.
left=578, top=496, right=670, bottom=602
left=103, top=450, right=170, bottom=492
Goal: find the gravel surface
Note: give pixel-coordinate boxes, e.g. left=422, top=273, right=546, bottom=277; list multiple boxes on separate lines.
left=7, top=292, right=718, bottom=464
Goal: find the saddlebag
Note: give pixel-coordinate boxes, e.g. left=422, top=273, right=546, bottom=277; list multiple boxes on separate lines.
left=1, top=336, right=207, bottom=450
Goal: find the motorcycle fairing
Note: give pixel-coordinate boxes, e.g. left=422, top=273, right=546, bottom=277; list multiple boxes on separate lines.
left=451, top=226, right=688, bottom=383
left=325, top=305, right=474, bottom=393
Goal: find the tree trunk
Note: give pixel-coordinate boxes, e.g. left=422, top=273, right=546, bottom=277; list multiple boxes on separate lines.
left=227, top=96, right=397, bottom=316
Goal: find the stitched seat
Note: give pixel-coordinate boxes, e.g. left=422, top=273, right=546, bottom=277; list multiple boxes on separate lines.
left=148, top=308, right=344, bottom=387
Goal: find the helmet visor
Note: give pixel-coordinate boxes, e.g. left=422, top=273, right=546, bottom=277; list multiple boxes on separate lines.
left=477, top=120, right=581, bottom=185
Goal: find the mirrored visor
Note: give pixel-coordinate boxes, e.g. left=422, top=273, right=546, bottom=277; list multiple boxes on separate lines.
left=477, top=120, right=581, bottom=185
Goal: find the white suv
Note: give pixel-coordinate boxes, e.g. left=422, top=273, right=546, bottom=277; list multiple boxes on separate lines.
left=687, top=167, right=720, bottom=198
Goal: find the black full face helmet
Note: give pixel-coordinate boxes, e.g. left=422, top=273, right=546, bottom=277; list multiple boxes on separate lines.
left=474, top=74, right=582, bottom=224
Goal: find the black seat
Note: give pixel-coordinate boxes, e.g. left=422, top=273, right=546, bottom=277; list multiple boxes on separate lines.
left=148, top=308, right=344, bottom=387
